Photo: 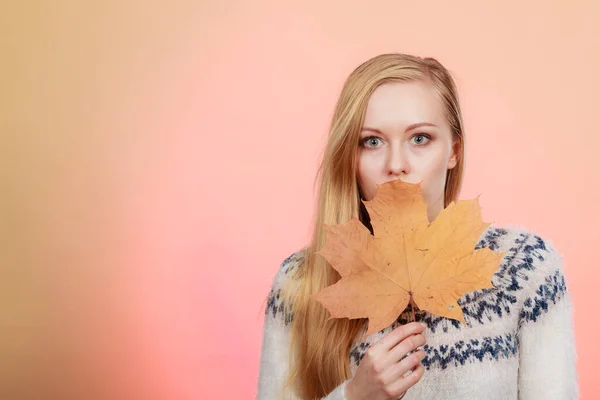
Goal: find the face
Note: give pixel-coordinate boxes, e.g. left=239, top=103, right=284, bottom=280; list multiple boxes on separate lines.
left=357, top=80, right=459, bottom=222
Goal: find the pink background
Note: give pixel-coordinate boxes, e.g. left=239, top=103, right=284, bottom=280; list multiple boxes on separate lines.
left=2, top=0, right=598, bottom=398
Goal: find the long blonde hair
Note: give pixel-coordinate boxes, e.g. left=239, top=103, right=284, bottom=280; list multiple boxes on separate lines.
left=281, top=53, right=466, bottom=399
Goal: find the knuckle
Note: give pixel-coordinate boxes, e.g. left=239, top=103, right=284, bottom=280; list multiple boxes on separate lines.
left=371, top=361, right=383, bottom=374
left=365, top=347, right=376, bottom=360
left=383, top=386, right=397, bottom=397
left=395, top=325, right=406, bottom=338
left=410, top=353, right=422, bottom=364
left=412, top=366, right=425, bottom=380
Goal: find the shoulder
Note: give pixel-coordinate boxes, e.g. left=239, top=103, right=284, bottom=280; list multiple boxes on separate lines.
left=269, top=249, right=306, bottom=292
left=477, top=224, right=571, bottom=321
left=264, top=249, right=306, bottom=324
left=477, top=223, right=566, bottom=278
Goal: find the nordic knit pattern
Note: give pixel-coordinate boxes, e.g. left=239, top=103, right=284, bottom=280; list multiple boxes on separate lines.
left=256, top=226, right=579, bottom=399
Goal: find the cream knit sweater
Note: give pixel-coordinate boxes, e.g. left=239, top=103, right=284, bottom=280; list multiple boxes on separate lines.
left=256, top=226, right=579, bottom=399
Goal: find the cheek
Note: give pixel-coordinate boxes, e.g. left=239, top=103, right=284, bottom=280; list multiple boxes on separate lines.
left=418, top=153, right=450, bottom=200
left=356, top=153, right=381, bottom=199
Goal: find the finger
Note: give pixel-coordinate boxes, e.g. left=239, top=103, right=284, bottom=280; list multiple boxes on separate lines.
left=386, top=333, right=426, bottom=364
left=378, top=348, right=425, bottom=384
left=388, top=363, right=425, bottom=393
left=375, top=322, right=426, bottom=352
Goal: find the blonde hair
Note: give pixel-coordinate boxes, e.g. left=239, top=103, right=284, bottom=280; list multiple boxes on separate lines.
left=281, top=53, right=466, bottom=399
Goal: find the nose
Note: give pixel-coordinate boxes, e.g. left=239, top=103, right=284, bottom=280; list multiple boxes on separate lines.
left=387, top=142, right=409, bottom=176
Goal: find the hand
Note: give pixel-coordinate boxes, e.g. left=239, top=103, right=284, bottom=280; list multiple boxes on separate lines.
left=345, top=322, right=427, bottom=400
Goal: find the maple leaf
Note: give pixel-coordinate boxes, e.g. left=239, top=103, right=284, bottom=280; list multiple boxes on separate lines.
left=312, top=180, right=505, bottom=337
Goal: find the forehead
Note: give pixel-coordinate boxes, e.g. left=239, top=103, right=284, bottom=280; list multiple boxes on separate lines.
left=363, top=81, right=446, bottom=129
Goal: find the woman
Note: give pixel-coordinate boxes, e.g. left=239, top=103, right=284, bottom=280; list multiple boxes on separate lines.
left=256, top=53, right=578, bottom=399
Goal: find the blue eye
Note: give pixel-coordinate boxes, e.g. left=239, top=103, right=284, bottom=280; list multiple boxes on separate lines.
left=361, top=136, right=382, bottom=148
left=411, top=134, right=431, bottom=145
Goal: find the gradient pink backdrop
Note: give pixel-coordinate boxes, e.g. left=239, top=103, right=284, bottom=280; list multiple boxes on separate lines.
left=2, top=0, right=599, bottom=398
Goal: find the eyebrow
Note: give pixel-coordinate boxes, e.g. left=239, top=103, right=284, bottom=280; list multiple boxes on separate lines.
left=361, top=122, right=438, bottom=133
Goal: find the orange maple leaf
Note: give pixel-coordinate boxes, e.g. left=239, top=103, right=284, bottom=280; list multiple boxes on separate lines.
left=313, top=180, right=505, bottom=337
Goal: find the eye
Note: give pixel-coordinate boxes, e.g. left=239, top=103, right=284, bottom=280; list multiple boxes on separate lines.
left=410, top=134, right=431, bottom=145
left=361, top=136, right=383, bottom=148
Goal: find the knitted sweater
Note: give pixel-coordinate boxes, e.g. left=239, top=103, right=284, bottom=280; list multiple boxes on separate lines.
left=256, top=226, right=579, bottom=399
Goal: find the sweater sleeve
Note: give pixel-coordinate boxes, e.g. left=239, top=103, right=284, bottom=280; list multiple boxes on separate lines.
left=516, top=238, right=579, bottom=400
left=256, top=253, right=350, bottom=400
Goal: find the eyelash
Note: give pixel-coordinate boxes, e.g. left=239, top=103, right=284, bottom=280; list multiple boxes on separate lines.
left=360, top=134, right=432, bottom=148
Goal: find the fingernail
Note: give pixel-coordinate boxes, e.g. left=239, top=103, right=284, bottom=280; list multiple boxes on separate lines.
left=420, top=322, right=427, bottom=329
